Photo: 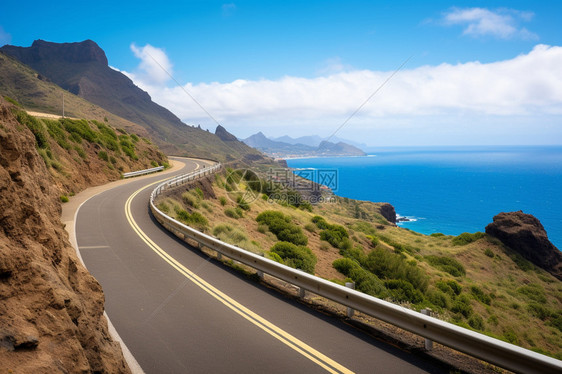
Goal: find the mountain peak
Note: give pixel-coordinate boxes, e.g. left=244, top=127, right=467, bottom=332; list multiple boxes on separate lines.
left=2, top=39, right=108, bottom=65
left=215, top=125, right=238, bottom=141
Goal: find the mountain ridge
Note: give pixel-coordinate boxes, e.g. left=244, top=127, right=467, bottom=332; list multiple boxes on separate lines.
left=243, top=132, right=366, bottom=158
left=1, top=40, right=265, bottom=163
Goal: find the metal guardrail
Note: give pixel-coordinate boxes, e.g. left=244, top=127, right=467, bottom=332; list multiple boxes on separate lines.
left=123, top=166, right=164, bottom=178
left=149, top=165, right=562, bottom=374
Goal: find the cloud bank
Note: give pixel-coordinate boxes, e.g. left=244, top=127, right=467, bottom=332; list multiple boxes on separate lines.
left=443, top=7, right=537, bottom=40
left=123, top=43, right=562, bottom=145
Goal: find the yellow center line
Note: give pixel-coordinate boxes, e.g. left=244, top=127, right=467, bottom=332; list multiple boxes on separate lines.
left=125, top=180, right=354, bottom=374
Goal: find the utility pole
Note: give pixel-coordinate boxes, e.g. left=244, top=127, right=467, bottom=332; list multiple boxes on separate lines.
left=62, top=92, right=65, bottom=118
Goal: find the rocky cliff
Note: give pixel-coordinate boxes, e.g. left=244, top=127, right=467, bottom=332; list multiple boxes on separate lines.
left=486, top=211, right=562, bottom=280
left=0, top=101, right=130, bottom=372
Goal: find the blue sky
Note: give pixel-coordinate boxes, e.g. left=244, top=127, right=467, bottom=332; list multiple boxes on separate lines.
left=1, top=1, right=561, bottom=146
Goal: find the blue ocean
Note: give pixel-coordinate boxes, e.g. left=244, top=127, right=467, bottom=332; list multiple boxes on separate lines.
left=286, top=146, right=562, bottom=249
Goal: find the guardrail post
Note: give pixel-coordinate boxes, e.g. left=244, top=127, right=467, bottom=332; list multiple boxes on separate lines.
left=257, top=253, right=264, bottom=280
left=421, top=308, right=433, bottom=351
left=299, top=287, right=306, bottom=299
left=345, top=282, right=355, bottom=317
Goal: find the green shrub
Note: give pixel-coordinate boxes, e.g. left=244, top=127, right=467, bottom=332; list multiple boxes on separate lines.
left=213, top=224, right=247, bottom=244
left=182, top=192, right=200, bottom=208
left=451, top=294, right=473, bottom=318
left=69, top=132, right=82, bottom=143
left=73, top=145, right=87, bottom=159
left=4, top=96, right=21, bottom=107
left=237, top=195, right=250, bottom=211
left=332, top=258, right=387, bottom=297
left=311, top=216, right=330, bottom=229
left=427, top=289, right=450, bottom=309
left=256, top=211, right=307, bottom=246
left=320, top=224, right=350, bottom=250
left=235, top=207, right=244, bottom=218
left=175, top=208, right=208, bottom=229
left=550, top=314, right=562, bottom=332
left=44, top=119, right=70, bottom=150
left=364, top=248, right=429, bottom=292
left=503, top=328, right=519, bottom=344
left=470, top=286, right=491, bottom=305
left=527, top=303, right=551, bottom=321
left=452, top=232, right=485, bottom=246
left=430, top=233, right=445, bottom=237
left=425, top=255, right=466, bottom=277
left=436, top=280, right=462, bottom=296
left=271, top=242, right=316, bottom=274
left=62, top=118, right=97, bottom=143
left=384, top=279, right=424, bottom=303
left=98, top=150, right=109, bottom=162
left=51, top=160, right=64, bottom=172
left=15, top=111, right=49, bottom=149
left=219, top=196, right=227, bottom=206
left=194, top=187, right=204, bottom=199
left=158, top=202, right=170, bottom=213
left=60, top=195, right=69, bottom=203
left=224, top=208, right=241, bottom=219
left=517, top=284, right=547, bottom=303
left=484, top=248, right=495, bottom=258
left=130, top=134, right=139, bottom=142
left=266, top=251, right=284, bottom=264
left=468, top=315, right=484, bottom=330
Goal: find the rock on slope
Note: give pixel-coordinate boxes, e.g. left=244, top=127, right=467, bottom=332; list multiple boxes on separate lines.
left=0, top=102, right=130, bottom=372
left=486, top=211, right=562, bottom=280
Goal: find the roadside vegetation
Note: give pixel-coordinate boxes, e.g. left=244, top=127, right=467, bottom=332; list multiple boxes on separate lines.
left=11, top=107, right=168, bottom=194
left=154, top=167, right=562, bottom=359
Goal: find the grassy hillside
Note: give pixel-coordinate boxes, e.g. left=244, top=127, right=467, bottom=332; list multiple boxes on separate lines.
left=155, top=169, right=562, bottom=360
left=5, top=100, right=167, bottom=194
left=0, top=52, right=153, bottom=138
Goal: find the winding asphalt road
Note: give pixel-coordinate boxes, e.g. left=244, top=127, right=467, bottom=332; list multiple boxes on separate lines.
left=75, top=158, right=447, bottom=373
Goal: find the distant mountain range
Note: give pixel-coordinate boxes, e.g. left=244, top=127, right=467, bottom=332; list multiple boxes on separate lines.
left=0, top=40, right=264, bottom=163
left=271, top=134, right=368, bottom=150
left=243, top=132, right=366, bottom=158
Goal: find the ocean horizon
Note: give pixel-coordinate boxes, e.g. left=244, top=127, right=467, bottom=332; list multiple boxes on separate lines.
left=286, top=145, right=562, bottom=249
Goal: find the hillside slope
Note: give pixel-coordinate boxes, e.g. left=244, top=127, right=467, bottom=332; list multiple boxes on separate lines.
left=0, top=100, right=131, bottom=372
left=0, top=51, right=152, bottom=138
left=1, top=40, right=266, bottom=163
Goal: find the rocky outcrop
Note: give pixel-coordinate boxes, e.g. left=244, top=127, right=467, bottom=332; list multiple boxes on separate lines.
left=0, top=102, right=130, bottom=372
left=379, top=203, right=397, bottom=224
left=215, top=125, right=238, bottom=142
left=485, top=211, right=562, bottom=280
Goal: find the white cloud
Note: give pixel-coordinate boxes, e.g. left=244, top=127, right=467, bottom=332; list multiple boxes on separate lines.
left=129, top=43, right=173, bottom=85
left=125, top=44, right=562, bottom=145
left=443, top=7, right=538, bottom=40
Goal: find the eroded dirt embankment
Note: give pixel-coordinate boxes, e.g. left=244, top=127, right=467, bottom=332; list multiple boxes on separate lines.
left=0, top=102, right=130, bottom=372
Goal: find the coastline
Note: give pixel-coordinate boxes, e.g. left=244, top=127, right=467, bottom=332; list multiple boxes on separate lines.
left=286, top=146, right=562, bottom=248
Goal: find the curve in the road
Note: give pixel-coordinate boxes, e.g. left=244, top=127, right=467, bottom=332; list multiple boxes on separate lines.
left=76, top=157, right=446, bottom=373
left=125, top=181, right=353, bottom=374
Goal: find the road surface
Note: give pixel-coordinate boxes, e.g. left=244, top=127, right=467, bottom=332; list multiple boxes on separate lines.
left=76, top=158, right=447, bottom=373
